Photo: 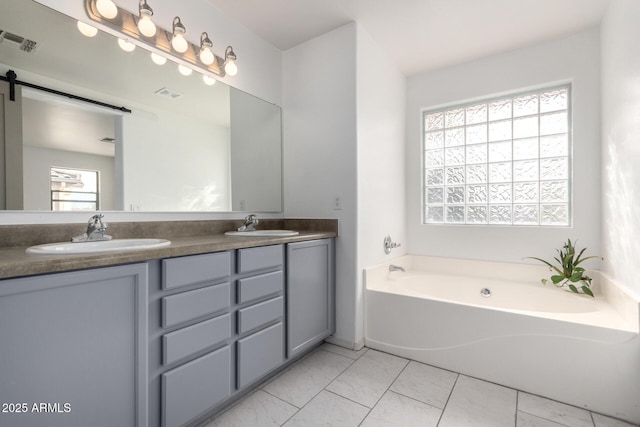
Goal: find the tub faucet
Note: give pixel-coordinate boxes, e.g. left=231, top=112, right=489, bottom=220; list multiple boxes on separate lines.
left=237, top=214, right=259, bottom=231
left=389, top=264, right=405, bottom=272
left=72, top=214, right=113, bottom=242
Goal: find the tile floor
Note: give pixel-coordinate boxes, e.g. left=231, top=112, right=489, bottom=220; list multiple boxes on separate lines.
left=202, top=344, right=638, bottom=427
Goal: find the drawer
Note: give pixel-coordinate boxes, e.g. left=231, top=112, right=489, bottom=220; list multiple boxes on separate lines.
left=162, top=282, right=230, bottom=328
left=162, top=346, right=231, bottom=427
left=237, top=296, right=283, bottom=334
left=237, top=245, right=283, bottom=273
left=237, top=271, right=283, bottom=304
left=162, top=252, right=230, bottom=290
left=237, top=322, right=284, bottom=388
left=163, top=313, right=230, bottom=365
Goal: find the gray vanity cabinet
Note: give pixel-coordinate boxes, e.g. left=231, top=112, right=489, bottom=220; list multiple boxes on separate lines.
left=286, top=238, right=335, bottom=357
left=235, top=245, right=285, bottom=389
left=0, top=263, right=148, bottom=427
left=150, top=252, right=233, bottom=427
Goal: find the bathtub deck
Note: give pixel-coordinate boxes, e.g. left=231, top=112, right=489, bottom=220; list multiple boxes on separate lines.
left=198, top=344, right=638, bottom=427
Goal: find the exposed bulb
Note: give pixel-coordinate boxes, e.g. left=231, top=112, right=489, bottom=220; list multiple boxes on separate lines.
left=137, top=14, right=156, bottom=37
left=77, top=21, right=98, bottom=37
left=96, top=0, right=118, bottom=19
left=150, top=52, right=166, bottom=65
left=224, top=59, right=238, bottom=76
left=171, top=17, right=188, bottom=53
left=172, top=33, right=188, bottom=53
left=199, top=47, right=214, bottom=66
left=178, top=64, right=193, bottom=76
left=224, top=46, right=238, bottom=76
left=199, top=32, right=214, bottom=65
left=203, top=75, right=216, bottom=86
left=118, top=38, right=136, bottom=52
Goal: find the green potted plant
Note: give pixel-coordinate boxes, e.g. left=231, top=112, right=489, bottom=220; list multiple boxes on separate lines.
left=526, top=239, right=602, bottom=297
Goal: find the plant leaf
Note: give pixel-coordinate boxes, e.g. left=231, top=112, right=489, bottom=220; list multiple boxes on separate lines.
left=541, top=279, right=548, bottom=285
left=551, top=275, right=565, bottom=284
left=570, top=271, right=583, bottom=282
left=581, top=285, right=594, bottom=297
left=568, top=284, right=579, bottom=293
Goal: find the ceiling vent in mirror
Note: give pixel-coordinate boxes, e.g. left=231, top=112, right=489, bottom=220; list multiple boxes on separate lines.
left=0, top=29, right=39, bottom=53
left=155, top=87, right=183, bottom=100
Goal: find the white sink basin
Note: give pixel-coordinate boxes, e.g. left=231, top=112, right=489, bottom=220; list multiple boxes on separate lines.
left=26, top=238, right=171, bottom=255
left=225, top=230, right=299, bottom=237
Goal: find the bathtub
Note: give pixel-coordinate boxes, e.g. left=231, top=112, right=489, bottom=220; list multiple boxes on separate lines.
left=364, top=255, right=640, bottom=424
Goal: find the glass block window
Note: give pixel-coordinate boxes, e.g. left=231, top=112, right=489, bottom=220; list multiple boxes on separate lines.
left=423, top=85, right=570, bottom=226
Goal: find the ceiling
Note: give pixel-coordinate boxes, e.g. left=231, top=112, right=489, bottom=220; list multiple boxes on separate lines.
left=208, top=0, right=612, bottom=76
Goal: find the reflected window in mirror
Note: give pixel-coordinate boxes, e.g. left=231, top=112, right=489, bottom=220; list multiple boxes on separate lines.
left=50, top=167, right=100, bottom=211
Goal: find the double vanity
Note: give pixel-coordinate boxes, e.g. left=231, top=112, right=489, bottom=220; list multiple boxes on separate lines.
left=0, top=218, right=336, bottom=427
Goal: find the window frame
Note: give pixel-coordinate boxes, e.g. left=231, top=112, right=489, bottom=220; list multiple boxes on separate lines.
left=50, top=166, right=101, bottom=211
left=421, top=83, right=572, bottom=227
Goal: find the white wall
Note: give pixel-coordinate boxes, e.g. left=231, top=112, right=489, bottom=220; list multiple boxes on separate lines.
left=601, top=0, right=640, bottom=300
left=283, top=23, right=359, bottom=347
left=118, top=111, right=230, bottom=212
left=356, top=25, right=406, bottom=344
left=406, top=29, right=602, bottom=265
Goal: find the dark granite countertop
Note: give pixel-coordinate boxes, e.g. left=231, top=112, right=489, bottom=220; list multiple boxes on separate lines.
left=0, top=219, right=337, bottom=280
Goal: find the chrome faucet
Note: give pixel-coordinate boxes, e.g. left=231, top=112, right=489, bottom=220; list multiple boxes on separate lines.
left=237, top=214, right=259, bottom=232
left=72, top=214, right=113, bottom=242
left=389, top=264, right=405, bottom=272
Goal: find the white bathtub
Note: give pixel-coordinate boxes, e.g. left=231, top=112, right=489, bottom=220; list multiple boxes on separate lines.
left=364, top=255, right=640, bottom=424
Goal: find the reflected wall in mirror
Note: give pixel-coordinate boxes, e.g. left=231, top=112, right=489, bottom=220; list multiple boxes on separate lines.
left=0, top=0, right=282, bottom=212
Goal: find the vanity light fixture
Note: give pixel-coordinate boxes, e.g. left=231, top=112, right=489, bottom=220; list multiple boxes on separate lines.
left=202, top=75, right=216, bottom=86
left=117, top=38, right=136, bottom=52
left=95, top=0, right=118, bottom=19
left=137, top=0, right=156, bottom=38
left=224, top=45, right=238, bottom=76
left=150, top=52, right=166, bottom=65
left=77, top=21, right=98, bottom=37
left=178, top=64, right=192, bottom=76
left=84, top=0, right=238, bottom=78
left=198, top=32, right=214, bottom=65
left=170, top=17, right=188, bottom=53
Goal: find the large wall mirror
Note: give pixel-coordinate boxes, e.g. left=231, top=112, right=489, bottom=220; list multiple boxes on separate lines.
left=0, top=0, right=282, bottom=212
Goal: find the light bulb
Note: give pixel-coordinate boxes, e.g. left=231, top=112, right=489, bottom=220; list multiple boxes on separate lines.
left=138, top=14, right=156, bottom=37
left=150, top=52, right=166, bottom=65
left=171, top=17, right=188, bottom=53
left=199, top=47, right=214, bottom=65
left=224, top=59, right=238, bottom=76
left=199, top=32, right=214, bottom=65
left=178, top=64, right=192, bottom=76
left=96, top=0, right=118, bottom=19
left=77, top=21, right=98, bottom=37
left=118, top=38, right=136, bottom=52
left=137, top=0, right=156, bottom=37
left=172, top=33, right=188, bottom=53
left=203, top=75, right=216, bottom=86
left=224, top=46, right=238, bottom=76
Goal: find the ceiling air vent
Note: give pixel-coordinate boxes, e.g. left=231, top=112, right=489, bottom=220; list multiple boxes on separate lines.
left=155, top=87, right=183, bottom=100
left=0, top=29, right=39, bottom=53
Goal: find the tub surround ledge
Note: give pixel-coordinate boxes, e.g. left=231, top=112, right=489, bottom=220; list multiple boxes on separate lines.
left=0, top=219, right=337, bottom=280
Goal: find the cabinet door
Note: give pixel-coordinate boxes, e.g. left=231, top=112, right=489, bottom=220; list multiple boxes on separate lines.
left=162, top=346, right=231, bottom=427
left=0, top=264, right=148, bottom=427
left=286, top=239, right=335, bottom=357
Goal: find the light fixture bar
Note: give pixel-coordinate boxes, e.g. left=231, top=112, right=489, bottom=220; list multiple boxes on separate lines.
left=84, top=0, right=231, bottom=77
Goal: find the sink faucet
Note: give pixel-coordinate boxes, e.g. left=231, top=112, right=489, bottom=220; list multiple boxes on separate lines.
left=71, top=214, right=113, bottom=242
left=237, top=214, right=259, bottom=232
